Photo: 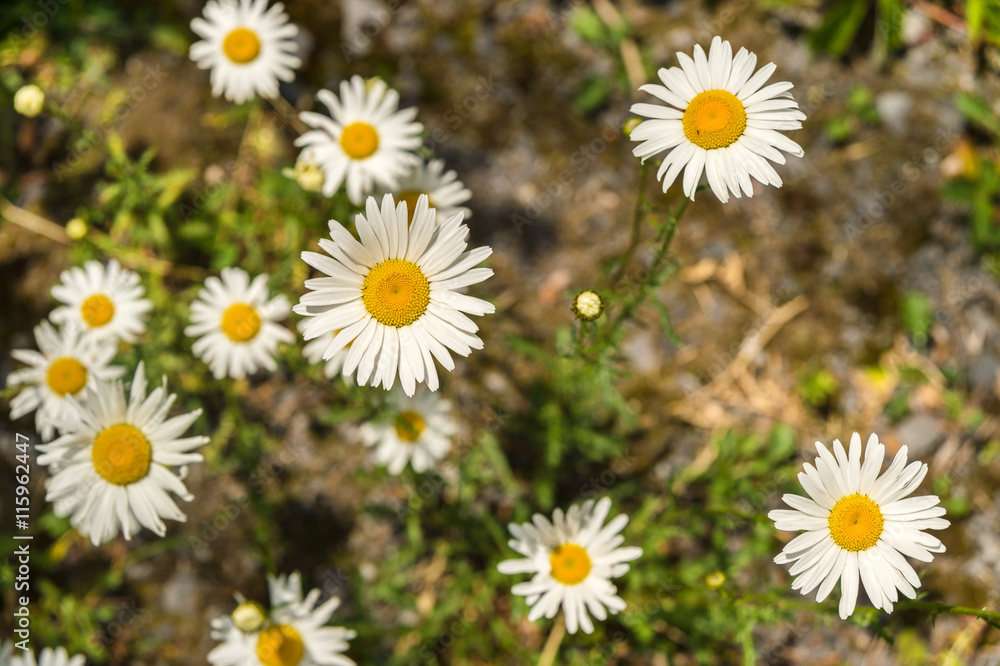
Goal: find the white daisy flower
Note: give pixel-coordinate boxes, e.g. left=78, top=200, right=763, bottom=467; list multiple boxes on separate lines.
left=7, top=320, right=125, bottom=441
left=297, top=320, right=353, bottom=380
left=294, top=193, right=494, bottom=397
left=189, top=0, right=301, bottom=104
left=769, top=432, right=950, bottom=620
left=378, top=158, right=472, bottom=226
left=296, top=76, right=423, bottom=204
left=630, top=36, right=806, bottom=203
left=360, top=387, right=456, bottom=475
left=497, top=497, right=643, bottom=635
left=0, top=642, right=85, bottom=666
left=208, top=571, right=357, bottom=666
left=50, top=258, right=152, bottom=344
left=36, top=362, right=210, bottom=546
left=186, top=268, right=294, bottom=380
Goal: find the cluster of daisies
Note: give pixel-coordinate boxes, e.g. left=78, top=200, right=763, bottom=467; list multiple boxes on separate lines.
left=4, top=0, right=958, bottom=658
left=7, top=260, right=211, bottom=547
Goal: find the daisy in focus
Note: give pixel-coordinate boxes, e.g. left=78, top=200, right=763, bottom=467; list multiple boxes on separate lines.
left=189, top=0, right=301, bottom=104
left=769, top=432, right=949, bottom=620
left=296, top=76, right=423, bottom=204
left=7, top=320, right=125, bottom=441
left=294, top=193, right=494, bottom=396
left=630, top=36, right=805, bottom=203
left=208, top=571, right=356, bottom=666
left=50, top=258, right=152, bottom=344
left=0, top=642, right=86, bottom=666
left=360, top=387, right=456, bottom=475
left=186, top=268, right=294, bottom=380
left=497, top=497, right=642, bottom=635
left=36, top=362, right=210, bottom=546
left=379, top=158, right=473, bottom=226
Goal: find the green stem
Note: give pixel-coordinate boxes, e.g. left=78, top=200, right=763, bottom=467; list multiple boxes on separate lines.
left=610, top=161, right=650, bottom=286
left=599, top=196, right=691, bottom=348
left=537, top=614, right=566, bottom=666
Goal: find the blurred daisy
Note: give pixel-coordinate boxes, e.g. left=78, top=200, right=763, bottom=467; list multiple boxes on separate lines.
left=630, top=36, right=805, bottom=203
left=50, top=258, right=152, bottom=344
left=37, top=362, right=210, bottom=546
left=208, top=571, right=357, bottom=666
left=298, top=321, right=353, bottom=380
left=294, top=194, right=494, bottom=396
left=360, top=387, right=456, bottom=474
left=497, top=497, right=642, bottom=635
left=296, top=76, right=423, bottom=204
left=186, top=268, right=294, bottom=380
left=769, top=433, right=949, bottom=620
left=190, top=0, right=301, bottom=104
left=1, top=642, right=85, bottom=666
left=7, top=320, right=125, bottom=441
left=379, top=158, right=472, bottom=226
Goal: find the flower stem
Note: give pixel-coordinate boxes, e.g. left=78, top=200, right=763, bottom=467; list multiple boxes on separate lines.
left=599, top=196, right=691, bottom=349
left=537, top=615, right=567, bottom=666
left=610, top=160, right=650, bottom=286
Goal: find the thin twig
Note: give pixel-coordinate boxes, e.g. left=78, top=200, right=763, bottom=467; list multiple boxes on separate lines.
left=265, top=94, right=310, bottom=135
left=0, top=195, right=70, bottom=245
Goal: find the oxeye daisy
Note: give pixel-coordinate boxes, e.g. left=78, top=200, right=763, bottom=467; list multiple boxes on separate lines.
left=497, top=497, right=642, bottom=635
left=360, top=387, right=456, bottom=475
left=186, top=268, right=294, bottom=380
left=7, top=321, right=125, bottom=441
left=630, top=36, right=805, bottom=203
left=769, top=432, right=950, bottom=620
left=378, top=158, right=473, bottom=226
left=0, top=642, right=86, bottom=666
left=36, top=362, right=210, bottom=546
left=208, top=571, right=357, bottom=666
left=49, top=258, right=152, bottom=344
left=294, top=193, right=494, bottom=397
left=189, top=0, right=302, bottom=104
left=295, top=76, right=423, bottom=204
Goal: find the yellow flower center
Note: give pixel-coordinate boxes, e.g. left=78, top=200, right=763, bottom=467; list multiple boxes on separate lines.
left=92, top=424, right=152, bottom=486
left=46, top=357, right=88, bottom=396
left=549, top=543, right=592, bottom=585
left=256, top=624, right=305, bottom=666
left=223, top=27, right=261, bottom=64
left=682, top=89, right=747, bottom=150
left=361, top=259, right=430, bottom=327
left=828, top=493, right=884, bottom=552
left=81, top=294, right=115, bottom=328
left=340, top=122, right=379, bottom=159
left=397, top=190, right=429, bottom=226
left=221, top=303, right=262, bottom=343
left=394, top=410, right=426, bottom=442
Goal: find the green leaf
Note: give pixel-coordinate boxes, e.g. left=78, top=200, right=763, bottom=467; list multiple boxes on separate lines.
left=955, top=93, right=1000, bottom=136
left=809, top=0, right=870, bottom=56
left=900, top=291, right=933, bottom=346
